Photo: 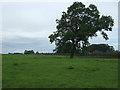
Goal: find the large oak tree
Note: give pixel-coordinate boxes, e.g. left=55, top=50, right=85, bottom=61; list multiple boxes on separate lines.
left=48, top=2, right=114, bottom=58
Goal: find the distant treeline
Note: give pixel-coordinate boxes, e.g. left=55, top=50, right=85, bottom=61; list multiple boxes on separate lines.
left=8, top=50, right=60, bottom=55
left=8, top=44, right=120, bottom=58
left=8, top=53, right=23, bottom=54
left=8, top=52, right=61, bottom=55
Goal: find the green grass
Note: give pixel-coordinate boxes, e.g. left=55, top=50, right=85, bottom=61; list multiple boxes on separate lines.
left=2, top=54, right=118, bottom=88
left=0, top=54, right=2, bottom=89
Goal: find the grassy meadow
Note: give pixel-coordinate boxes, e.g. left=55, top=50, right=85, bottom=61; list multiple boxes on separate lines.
left=2, top=54, right=118, bottom=88
left=0, top=54, right=2, bottom=89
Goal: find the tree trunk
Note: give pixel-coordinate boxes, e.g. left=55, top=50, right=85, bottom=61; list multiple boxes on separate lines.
left=70, top=40, right=75, bottom=58
left=70, top=49, right=74, bottom=58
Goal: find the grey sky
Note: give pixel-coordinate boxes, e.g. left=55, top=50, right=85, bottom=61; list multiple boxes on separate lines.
left=1, top=1, right=118, bottom=53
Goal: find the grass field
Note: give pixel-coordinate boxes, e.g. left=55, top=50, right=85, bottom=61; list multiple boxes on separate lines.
left=2, top=54, right=118, bottom=88
left=0, top=54, right=2, bottom=89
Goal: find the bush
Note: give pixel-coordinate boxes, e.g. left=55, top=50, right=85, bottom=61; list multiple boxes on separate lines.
left=24, top=50, right=35, bottom=54
left=78, top=50, right=120, bottom=58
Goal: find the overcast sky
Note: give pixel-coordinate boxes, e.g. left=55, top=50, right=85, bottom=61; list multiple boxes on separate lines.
left=1, top=1, right=118, bottom=54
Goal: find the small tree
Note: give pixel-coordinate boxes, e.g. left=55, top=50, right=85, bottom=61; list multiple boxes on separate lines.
left=24, top=50, right=35, bottom=54
left=48, top=2, right=114, bottom=58
left=36, top=51, right=39, bottom=54
left=24, top=50, right=28, bottom=54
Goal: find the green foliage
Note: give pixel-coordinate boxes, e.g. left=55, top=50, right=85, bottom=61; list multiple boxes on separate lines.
left=80, top=51, right=119, bottom=58
left=86, top=44, right=115, bottom=53
left=36, top=51, right=39, bottom=54
left=48, top=2, right=114, bottom=58
left=53, top=41, right=72, bottom=53
left=24, top=50, right=35, bottom=54
left=3, top=55, right=118, bottom=88
left=78, top=44, right=120, bottom=57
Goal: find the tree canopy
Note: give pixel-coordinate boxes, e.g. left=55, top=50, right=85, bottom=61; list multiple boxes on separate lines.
left=86, top=44, right=115, bottom=53
left=24, top=50, right=35, bottom=54
left=48, top=2, right=114, bottom=58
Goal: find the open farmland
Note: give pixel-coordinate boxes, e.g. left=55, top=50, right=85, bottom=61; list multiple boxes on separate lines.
left=2, top=54, right=118, bottom=88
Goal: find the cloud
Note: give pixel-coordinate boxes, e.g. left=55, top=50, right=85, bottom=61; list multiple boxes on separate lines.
left=3, top=27, right=54, bottom=39
left=2, top=36, right=55, bottom=53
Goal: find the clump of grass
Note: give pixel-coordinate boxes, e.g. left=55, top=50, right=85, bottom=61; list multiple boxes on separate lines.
left=68, top=66, right=74, bottom=69
left=83, top=67, right=100, bottom=72
left=96, top=60, right=99, bottom=61
left=13, top=63, right=18, bottom=66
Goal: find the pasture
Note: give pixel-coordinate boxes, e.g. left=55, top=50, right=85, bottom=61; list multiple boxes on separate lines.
left=2, top=54, right=118, bottom=88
